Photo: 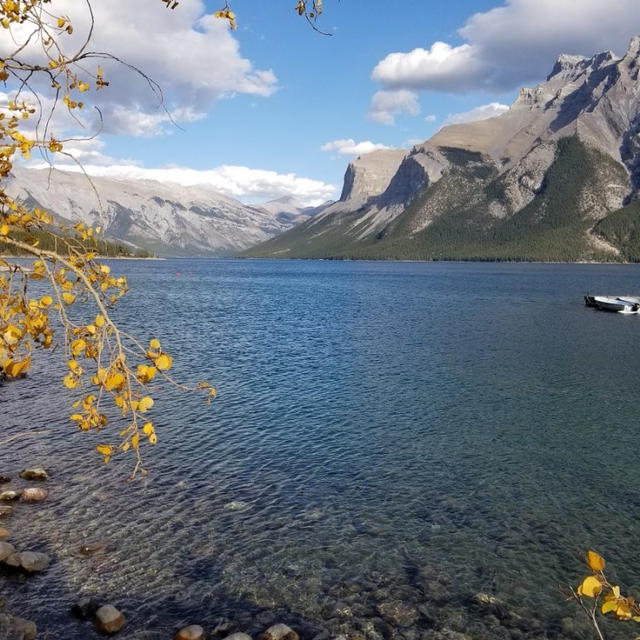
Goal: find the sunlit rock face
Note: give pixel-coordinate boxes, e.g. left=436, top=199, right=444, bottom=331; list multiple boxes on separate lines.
left=244, top=37, right=640, bottom=261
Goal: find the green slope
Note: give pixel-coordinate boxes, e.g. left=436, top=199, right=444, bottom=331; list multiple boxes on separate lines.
left=593, top=199, right=640, bottom=261
left=244, top=137, right=633, bottom=262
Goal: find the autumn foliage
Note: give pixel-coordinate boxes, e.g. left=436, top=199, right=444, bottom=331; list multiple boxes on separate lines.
left=0, top=0, right=216, bottom=475
left=571, top=550, right=640, bottom=640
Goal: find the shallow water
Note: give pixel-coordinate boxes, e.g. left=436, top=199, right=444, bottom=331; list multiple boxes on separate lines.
left=2, top=259, right=640, bottom=639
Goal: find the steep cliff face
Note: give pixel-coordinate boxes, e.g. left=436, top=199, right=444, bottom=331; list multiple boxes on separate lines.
left=5, top=168, right=317, bottom=257
left=339, top=150, right=407, bottom=202
left=245, top=37, right=640, bottom=261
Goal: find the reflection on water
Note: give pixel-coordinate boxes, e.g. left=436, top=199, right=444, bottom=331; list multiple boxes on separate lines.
left=2, top=259, right=640, bottom=639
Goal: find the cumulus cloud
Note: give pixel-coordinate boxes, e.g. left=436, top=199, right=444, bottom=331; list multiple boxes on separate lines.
left=371, top=0, right=640, bottom=92
left=1, top=0, right=277, bottom=136
left=368, top=89, right=420, bottom=126
left=443, top=102, right=509, bottom=126
left=29, top=162, right=336, bottom=207
left=373, top=42, right=482, bottom=92
left=424, top=114, right=437, bottom=123
left=320, top=139, right=391, bottom=156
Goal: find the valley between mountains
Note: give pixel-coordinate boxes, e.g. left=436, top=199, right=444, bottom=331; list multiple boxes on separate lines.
left=9, top=37, right=640, bottom=262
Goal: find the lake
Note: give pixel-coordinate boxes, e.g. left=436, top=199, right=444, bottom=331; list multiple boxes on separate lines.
left=2, top=259, right=640, bottom=640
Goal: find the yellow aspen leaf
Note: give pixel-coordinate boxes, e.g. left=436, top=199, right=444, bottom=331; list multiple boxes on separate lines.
left=132, top=433, right=140, bottom=450
left=99, top=264, right=110, bottom=274
left=587, top=550, right=605, bottom=572
left=138, top=396, right=154, bottom=412
left=8, top=359, right=29, bottom=377
left=602, top=600, right=618, bottom=615
left=57, top=17, right=65, bottom=27
left=104, top=372, right=125, bottom=391
left=577, top=576, right=603, bottom=598
left=149, top=338, right=161, bottom=350
left=612, top=585, right=621, bottom=598
left=0, top=224, right=9, bottom=236
left=149, top=433, right=158, bottom=445
left=142, top=422, right=154, bottom=435
left=95, top=444, right=113, bottom=456
left=155, top=353, right=172, bottom=371
left=632, top=616, right=640, bottom=622
left=77, top=81, right=90, bottom=92
left=62, top=292, right=76, bottom=305
left=39, top=295, right=53, bottom=307
left=95, top=314, right=105, bottom=327
left=68, top=360, right=81, bottom=373
left=63, top=374, right=78, bottom=389
left=136, top=364, right=157, bottom=383
left=122, top=442, right=130, bottom=452
left=71, top=339, right=86, bottom=356
left=616, top=603, right=632, bottom=619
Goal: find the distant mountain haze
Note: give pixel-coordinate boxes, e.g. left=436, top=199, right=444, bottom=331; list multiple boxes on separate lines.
left=245, top=37, right=640, bottom=262
left=5, top=167, right=327, bottom=257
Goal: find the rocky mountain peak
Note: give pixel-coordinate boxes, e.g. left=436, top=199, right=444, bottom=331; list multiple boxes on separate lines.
left=623, top=35, right=640, bottom=62
left=547, top=53, right=588, bottom=80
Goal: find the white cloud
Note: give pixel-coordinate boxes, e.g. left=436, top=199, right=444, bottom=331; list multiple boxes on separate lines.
left=424, top=114, right=437, bottom=123
left=0, top=0, right=277, bottom=136
left=443, top=102, right=509, bottom=126
left=370, top=0, right=640, bottom=92
left=320, top=139, right=391, bottom=156
left=372, top=42, right=482, bottom=92
left=405, top=138, right=425, bottom=147
left=368, top=89, right=420, bottom=126
left=29, top=162, right=336, bottom=207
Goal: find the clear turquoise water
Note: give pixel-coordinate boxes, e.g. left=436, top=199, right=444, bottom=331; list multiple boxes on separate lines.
left=2, top=259, right=640, bottom=639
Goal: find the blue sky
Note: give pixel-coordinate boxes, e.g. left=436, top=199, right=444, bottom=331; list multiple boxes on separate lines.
left=15, top=0, right=640, bottom=204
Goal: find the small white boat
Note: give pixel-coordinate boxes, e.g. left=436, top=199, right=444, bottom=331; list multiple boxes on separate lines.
left=592, top=296, right=640, bottom=313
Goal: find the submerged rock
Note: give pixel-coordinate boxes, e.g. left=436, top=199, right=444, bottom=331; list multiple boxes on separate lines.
left=261, top=624, right=299, bottom=640
left=0, top=490, right=21, bottom=501
left=0, top=475, right=11, bottom=484
left=20, top=487, right=48, bottom=502
left=0, top=527, right=9, bottom=540
left=19, top=551, right=50, bottom=572
left=375, top=601, right=418, bottom=627
left=72, top=596, right=101, bottom=620
left=0, top=505, right=13, bottom=517
left=471, top=592, right=510, bottom=620
left=0, top=541, right=16, bottom=561
left=95, top=605, right=126, bottom=635
left=176, top=624, right=206, bottom=640
left=0, top=613, right=37, bottom=640
left=19, top=468, right=48, bottom=481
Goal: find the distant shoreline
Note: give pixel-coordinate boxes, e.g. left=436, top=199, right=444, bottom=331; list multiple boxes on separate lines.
left=0, top=255, right=165, bottom=261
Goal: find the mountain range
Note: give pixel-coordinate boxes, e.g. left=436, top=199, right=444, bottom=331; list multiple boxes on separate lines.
left=5, top=167, right=322, bottom=257
left=6, top=37, right=640, bottom=262
left=245, top=37, right=640, bottom=262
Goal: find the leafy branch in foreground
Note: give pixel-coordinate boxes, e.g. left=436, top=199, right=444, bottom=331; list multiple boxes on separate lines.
left=568, top=550, right=640, bottom=640
left=207, top=0, right=329, bottom=34
left=0, top=1, right=215, bottom=476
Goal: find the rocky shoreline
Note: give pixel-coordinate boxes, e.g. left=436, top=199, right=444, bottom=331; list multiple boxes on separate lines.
left=0, top=466, right=594, bottom=640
